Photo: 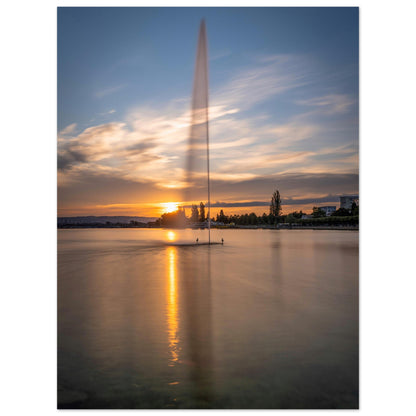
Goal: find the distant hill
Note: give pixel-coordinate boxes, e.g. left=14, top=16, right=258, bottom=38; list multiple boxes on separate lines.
left=58, top=216, right=158, bottom=225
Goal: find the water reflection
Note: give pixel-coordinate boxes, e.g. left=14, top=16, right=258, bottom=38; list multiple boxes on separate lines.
left=165, top=244, right=214, bottom=406
left=59, top=229, right=358, bottom=408
left=166, top=246, right=179, bottom=366
left=180, top=247, right=214, bottom=406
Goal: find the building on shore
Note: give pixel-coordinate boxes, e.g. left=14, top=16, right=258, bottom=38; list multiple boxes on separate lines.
left=319, top=206, right=337, bottom=216
left=340, top=195, right=359, bottom=210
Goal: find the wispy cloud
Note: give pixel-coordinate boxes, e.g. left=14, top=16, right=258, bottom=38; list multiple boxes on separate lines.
left=210, top=49, right=232, bottom=61
left=296, top=94, right=355, bottom=115
left=213, top=55, right=307, bottom=111
left=95, top=84, right=127, bottom=98
left=59, top=123, right=77, bottom=136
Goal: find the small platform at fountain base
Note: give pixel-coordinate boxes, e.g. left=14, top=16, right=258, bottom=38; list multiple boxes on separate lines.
left=169, top=242, right=223, bottom=246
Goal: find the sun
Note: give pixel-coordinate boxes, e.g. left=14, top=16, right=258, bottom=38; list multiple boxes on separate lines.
left=162, top=202, right=179, bottom=213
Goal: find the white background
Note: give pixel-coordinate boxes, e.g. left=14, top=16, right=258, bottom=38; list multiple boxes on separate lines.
left=1, top=0, right=415, bottom=414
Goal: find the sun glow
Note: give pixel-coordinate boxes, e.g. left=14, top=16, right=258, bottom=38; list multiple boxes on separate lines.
left=166, top=231, right=176, bottom=242
left=162, top=202, right=179, bottom=213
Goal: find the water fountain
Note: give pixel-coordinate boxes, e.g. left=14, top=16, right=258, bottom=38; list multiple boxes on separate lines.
left=183, top=20, right=218, bottom=245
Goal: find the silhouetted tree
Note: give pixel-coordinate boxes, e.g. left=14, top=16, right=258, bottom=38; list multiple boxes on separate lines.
left=216, top=209, right=228, bottom=223
left=331, top=207, right=351, bottom=217
left=351, top=202, right=359, bottom=216
left=286, top=213, right=298, bottom=224
left=270, top=189, right=282, bottom=218
left=261, top=213, right=269, bottom=224
left=199, top=202, right=206, bottom=222
left=312, top=207, right=326, bottom=218
left=160, top=208, right=187, bottom=228
left=290, top=210, right=304, bottom=219
left=191, top=204, right=199, bottom=223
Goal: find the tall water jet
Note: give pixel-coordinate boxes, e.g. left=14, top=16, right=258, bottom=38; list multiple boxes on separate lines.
left=184, top=19, right=211, bottom=243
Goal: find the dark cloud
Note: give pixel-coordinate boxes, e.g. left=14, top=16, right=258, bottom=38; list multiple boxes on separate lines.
left=58, top=169, right=358, bottom=215
left=58, top=173, right=157, bottom=206
left=282, top=195, right=341, bottom=205
left=57, top=154, right=72, bottom=171
left=57, top=149, right=89, bottom=170
left=184, top=195, right=347, bottom=208
left=210, top=172, right=359, bottom=202
left=124, top=138, right=158, bottom=155
left=183, top=201, right=268, bottom=208
left=58, top=133, right=159, bottom=171
left=212, top=201, right=269, bottom=207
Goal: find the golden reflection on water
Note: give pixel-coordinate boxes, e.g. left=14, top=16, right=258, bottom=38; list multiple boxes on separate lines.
left=166, top=246, right=179, bottom=366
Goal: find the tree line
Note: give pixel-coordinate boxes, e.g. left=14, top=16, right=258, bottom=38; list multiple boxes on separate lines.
left=155, top=189, right=358, bottom=227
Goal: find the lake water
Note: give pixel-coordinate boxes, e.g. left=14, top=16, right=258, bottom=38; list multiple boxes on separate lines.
left=58, top=228, right=358, bottom=409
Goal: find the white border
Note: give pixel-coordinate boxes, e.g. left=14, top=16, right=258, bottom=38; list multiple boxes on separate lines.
left=2, top=1, right=416, bottom=415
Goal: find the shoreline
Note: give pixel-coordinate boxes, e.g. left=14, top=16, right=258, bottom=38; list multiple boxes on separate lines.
left=58, top=225, right=359, bottom=231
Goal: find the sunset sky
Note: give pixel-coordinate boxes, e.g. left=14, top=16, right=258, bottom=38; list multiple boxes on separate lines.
left=58, top=7, right=358, bottom=218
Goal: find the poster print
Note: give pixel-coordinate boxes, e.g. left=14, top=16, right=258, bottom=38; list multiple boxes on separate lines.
left=58, top=7, right=359, bottom=409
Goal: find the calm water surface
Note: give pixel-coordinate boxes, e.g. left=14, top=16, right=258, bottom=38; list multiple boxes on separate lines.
left=58, top=228, right=358, bottom=408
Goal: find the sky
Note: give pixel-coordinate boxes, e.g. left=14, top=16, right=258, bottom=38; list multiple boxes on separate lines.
left=58, top=7, right=358, bottom=217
